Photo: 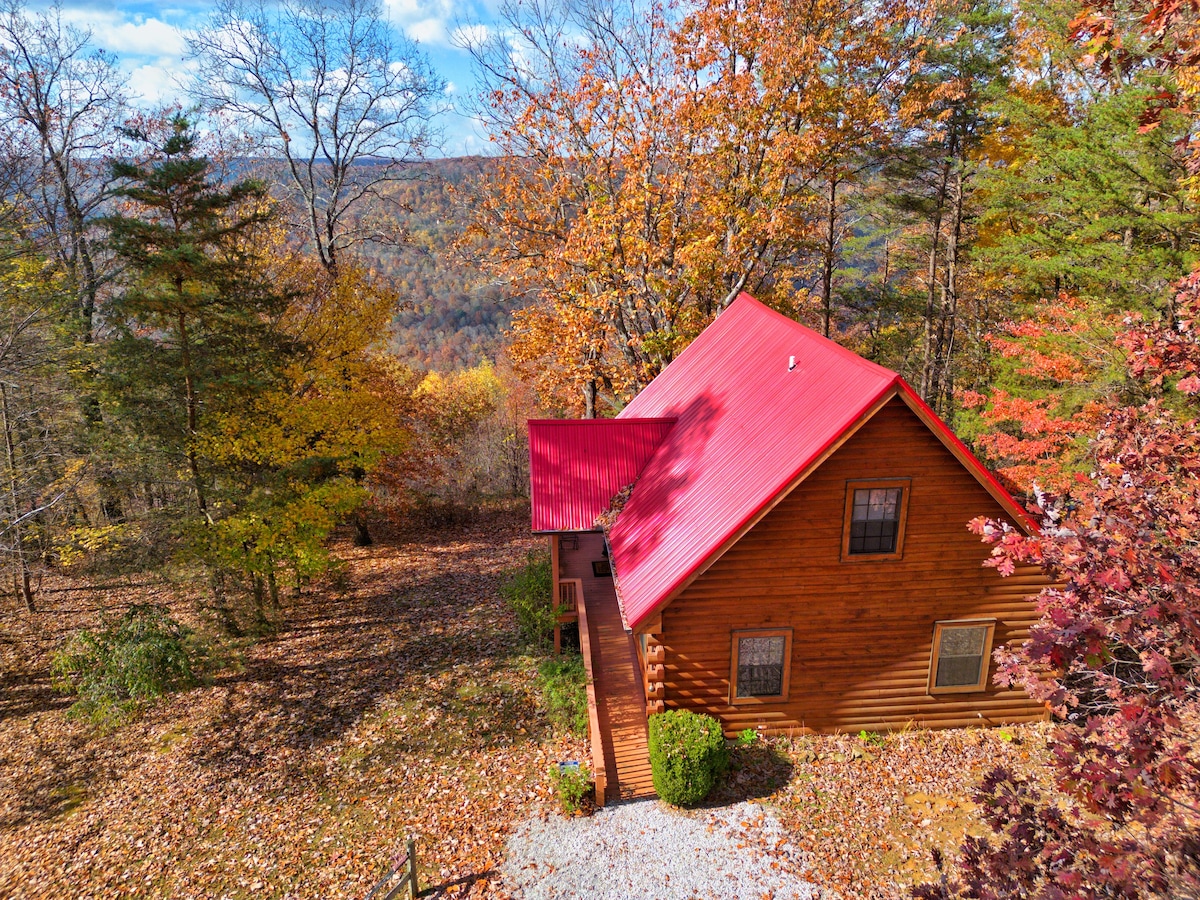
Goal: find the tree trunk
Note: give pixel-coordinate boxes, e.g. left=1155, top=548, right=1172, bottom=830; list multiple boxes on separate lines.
left=177, top=309, right=211, bottom=522
left=1, top=384, right=34, bottom=613
left=209, top=570, right=241, bottom=636
left=821, top=177, right=839, bottom=339
left=583, top=379, right=597, bottom=419
left=352, top=514, right=373, bottom=547
left=921, top=151, right=953, bottom=404
left=938, top=164, right=966, bottom=420
left=267, top=568, right=280, bottom=612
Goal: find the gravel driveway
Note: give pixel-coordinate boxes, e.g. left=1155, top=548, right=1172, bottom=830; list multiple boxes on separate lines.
left=501, top=800, right=818, bottom=899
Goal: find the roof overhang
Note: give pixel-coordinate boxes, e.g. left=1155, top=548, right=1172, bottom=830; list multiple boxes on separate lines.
left=617, top=379, right=1036, bottom=633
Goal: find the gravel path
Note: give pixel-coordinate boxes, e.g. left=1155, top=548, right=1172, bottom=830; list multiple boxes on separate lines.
left=501, top=800, right=818, bottom=899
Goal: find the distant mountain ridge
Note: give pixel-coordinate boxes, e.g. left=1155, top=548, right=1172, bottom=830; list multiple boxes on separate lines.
left=242, top=154, right=512, bottom=371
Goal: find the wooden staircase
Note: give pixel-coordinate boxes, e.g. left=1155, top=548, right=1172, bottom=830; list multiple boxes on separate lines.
left=576, top=580, right=655, bottom=803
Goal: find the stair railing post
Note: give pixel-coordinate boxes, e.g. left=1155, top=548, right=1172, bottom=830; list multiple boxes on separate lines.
left=406, top=837, right=418, bottom=898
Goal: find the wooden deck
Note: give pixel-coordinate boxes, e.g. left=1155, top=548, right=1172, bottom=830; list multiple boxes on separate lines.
left=577, top=577, right=655, bottom=804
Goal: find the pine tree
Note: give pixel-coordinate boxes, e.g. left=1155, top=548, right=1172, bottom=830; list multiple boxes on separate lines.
left=101, top=114, right=289, bottom=525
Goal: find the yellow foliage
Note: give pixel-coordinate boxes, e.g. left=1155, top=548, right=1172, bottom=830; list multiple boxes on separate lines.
left=196, top=257, right=411, bottom=475
left=470, top=0, right=929, bottom=412
left=57, top=523, right=140, bottom=567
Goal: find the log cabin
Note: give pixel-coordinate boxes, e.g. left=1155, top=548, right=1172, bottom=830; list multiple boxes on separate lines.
left=528, top=293, right=1047, bottom=803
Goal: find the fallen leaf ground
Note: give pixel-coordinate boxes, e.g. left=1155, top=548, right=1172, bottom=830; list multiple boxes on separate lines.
left=0, top=509, right=1053, bottom=899
left=755, top=725, right=1053, bottom=899
left=1, top=508, right=583, bottom=899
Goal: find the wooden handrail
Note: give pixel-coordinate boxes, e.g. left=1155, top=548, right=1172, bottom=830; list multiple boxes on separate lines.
left=574, top=583, right=608, bottom=807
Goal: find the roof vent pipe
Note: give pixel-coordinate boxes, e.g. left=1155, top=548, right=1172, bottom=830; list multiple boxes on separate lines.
left=788, top=355, right=796, bottom=372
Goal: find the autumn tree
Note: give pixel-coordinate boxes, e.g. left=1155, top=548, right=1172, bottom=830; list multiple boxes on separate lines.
left=369, top=357, right=540, bottom=522
left=0, top=1, right=139, bottom=532
left=0, top=0, right=127, bottom=344
left=463, top=0, right=926, bottom=415
left=462, top=0, right=700, bottom=415
left=678, top=0, right=928, bottom=339
left=1070, top=0, right=1200, bottom=145
left=98, top=115, right=411, bottom=628
left=196, top=258, right=410, bottom=619
left=189, top=0, right=444, bottom=273
left=0, top=211, right=78, bottom=612
left=916, top=274, right=1200, bottom=900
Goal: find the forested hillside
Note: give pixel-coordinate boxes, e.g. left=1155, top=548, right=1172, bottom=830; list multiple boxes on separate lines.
left=371, top=157, right=516, bottom=371
left=1, top=0, right=1198, bottom=896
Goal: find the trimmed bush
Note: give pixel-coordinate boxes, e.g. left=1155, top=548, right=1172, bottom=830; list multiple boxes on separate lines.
left=501, top=551, right=555, bottom=651
left=648, top=709, right=730, bottom=806
left=537, top=653, right=588, bottom=736
left=51, top=604, right=201, bottom=726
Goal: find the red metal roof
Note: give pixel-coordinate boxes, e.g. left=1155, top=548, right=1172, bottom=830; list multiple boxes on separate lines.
left=526, top=293, right=1034, bottom=631
left=529, top=418, right=676, bottom=532
left=606, top=294, right=1034, bottom=630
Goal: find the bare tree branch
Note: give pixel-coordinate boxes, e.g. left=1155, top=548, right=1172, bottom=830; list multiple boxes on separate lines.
left=189, top=0, right=445, bottom=271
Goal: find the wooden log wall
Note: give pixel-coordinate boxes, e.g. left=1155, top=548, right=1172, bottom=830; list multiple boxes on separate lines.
left=653, top=397, right=1049, bottom=735
left=644, top=634, right=665, bottom=716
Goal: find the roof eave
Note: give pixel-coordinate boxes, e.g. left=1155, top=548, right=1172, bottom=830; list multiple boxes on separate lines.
left=892, top=379, right=1038, bottom=535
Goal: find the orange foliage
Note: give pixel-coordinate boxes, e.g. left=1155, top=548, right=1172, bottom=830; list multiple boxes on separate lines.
left=467, top=0, right=929, bottom=414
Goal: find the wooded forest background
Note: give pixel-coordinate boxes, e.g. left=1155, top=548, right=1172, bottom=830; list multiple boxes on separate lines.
left=1, top=0, right=1199, bottom=892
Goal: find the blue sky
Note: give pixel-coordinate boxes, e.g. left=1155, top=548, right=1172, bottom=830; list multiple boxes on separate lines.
left=56, top=0, right=500, bottom=156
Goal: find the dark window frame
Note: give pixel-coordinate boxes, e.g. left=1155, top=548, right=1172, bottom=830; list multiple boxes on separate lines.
left=729, top=628, right=793, bottom=705
left=927, top=619, right=996, bottom=694
left=591, top=559, right=612, bottom=577
left=841, top=478, right=911, bottom=561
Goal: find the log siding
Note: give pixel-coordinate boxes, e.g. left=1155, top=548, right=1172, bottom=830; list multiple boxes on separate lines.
left=653, top=397, right=1047, bottom=735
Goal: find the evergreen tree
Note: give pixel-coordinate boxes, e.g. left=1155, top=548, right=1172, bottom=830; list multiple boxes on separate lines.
left=872, top=0, right=1014, bottom=417
left=101, top=114, right=290, bottom=526
left=977, top=80, right=1197, bottom=321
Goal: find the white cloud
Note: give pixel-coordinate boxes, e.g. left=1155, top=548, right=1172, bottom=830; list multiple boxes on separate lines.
left=125, top=60, right=186, bottom=105
left=449, top=22, right=489, bottom=49
left=61, top=9, right=187, bottom=57
left=405, top=16, right=449, bottom=45
left=50, top=6, right=197, bottom=105
left=383, top=0, right=483, bottom=48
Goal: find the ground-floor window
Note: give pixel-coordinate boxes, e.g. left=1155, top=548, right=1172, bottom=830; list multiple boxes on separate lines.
left=730, top=628, right=792, bottom=704
left=928, top=619, right=995, bottom=693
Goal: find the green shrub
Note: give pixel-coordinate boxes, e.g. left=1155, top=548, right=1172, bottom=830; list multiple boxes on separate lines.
left=648, top=709, right=730, bottom=806
left=501, top=551, right=555, bottom=650
left=549, top=762, right=592, bottom=814
left=537, top=653, right=588, bottom=736
left=51, top=604, right=201, bottom=726
left=858, top=729, right=886, bottom=747
left=737, top=727, right=758, bottom=747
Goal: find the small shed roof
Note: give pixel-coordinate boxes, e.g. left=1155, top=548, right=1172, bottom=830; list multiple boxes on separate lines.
left=529, top=418, right=675, bottom=532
